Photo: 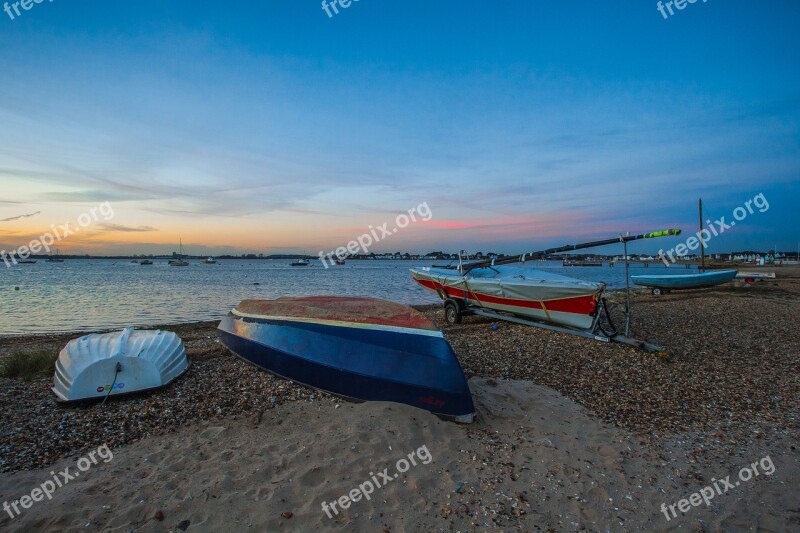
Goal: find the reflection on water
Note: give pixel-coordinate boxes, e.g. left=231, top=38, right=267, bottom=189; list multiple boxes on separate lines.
left=0, top=259, right=696, bottom=335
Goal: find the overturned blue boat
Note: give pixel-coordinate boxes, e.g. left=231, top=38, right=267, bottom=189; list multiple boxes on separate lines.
left=631, top=269, right=738, bottom=295
left=217, top=297, right=476, bottom=422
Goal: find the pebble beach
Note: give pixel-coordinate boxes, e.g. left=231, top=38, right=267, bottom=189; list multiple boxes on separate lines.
left=1, top=267, right=798, bottom=531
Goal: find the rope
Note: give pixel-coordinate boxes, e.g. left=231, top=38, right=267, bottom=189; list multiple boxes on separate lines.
left=100, top=362, right=122, bottom=406
left=596, top=297, right=619, bottom=338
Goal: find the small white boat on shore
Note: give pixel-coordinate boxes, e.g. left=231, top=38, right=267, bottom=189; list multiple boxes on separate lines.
left=736, top=271, right=776, bottom=281
left=52, top=328, right=189, bottom=402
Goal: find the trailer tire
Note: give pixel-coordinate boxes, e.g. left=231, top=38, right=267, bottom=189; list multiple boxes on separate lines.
left=652, top=288, right=662, bottom=296
left=444, top=301, right=463, bottom=324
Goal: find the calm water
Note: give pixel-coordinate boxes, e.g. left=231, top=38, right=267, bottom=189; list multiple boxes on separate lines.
left=0, top=259, right=697, bottom=335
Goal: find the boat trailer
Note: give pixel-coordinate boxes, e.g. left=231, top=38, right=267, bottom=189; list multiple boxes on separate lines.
left=439, top=296, right=667, bottom=354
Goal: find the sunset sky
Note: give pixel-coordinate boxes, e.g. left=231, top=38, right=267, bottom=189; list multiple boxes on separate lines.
left=1, top=1, right=798, bottom=257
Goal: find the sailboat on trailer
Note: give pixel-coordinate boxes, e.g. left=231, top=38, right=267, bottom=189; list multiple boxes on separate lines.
left=411, top=229, right=681, bottom=352
left=412, top=265, right=604, bottom=330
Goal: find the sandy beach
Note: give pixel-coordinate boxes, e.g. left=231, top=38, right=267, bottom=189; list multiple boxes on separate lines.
left=1, top=268, right=798, bottom=531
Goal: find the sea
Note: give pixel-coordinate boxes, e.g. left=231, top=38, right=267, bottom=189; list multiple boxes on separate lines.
left=0, top=259, right=699, bottom=335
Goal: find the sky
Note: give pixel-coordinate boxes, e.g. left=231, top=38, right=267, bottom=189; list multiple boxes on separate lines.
left=0, top=0, right=798, bottom=257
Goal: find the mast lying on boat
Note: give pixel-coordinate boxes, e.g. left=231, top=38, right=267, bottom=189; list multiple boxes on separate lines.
left=460, top=229, right=682, bottom=274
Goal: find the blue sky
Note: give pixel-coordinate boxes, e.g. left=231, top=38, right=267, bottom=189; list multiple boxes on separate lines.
left=0, top=0, right=798, bottom=256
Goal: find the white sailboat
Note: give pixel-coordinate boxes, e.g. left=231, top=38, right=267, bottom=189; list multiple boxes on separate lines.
left=169, top=239, right=189, bottom=266
left=47, top=248, right=65, bottom=262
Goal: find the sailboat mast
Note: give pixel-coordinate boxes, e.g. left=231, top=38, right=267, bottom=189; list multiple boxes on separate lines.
left=699, top=198, right=705, bottom=271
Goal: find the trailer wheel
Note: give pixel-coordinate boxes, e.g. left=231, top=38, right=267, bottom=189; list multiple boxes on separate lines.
left=444, top=301, right=462, bottom=324
left=652, top=288, right=663, bottom=296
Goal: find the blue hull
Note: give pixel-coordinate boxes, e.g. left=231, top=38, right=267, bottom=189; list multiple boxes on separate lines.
left=631, top=269, right=738, bottom=290
left=218, top=314, right=476, bottom=422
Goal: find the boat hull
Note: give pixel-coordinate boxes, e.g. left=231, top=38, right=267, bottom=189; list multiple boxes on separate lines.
left=631, top=270, right=737, bottom=290
left=411, top=266, right=604, bottom=330
left=53, top=328, right=189, bottom=402
left=217, top=298, right=475, bottom=422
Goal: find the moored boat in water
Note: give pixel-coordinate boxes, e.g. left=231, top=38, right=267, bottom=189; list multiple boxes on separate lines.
left=217, top=296, right=476, bottom=422
left=169, top=238, right=189, bottom=266
left=47, top=248, right=65, bottom=262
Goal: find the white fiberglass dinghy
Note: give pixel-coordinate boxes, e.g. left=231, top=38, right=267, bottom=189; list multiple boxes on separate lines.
left=52, top=327, right=189, bottom=402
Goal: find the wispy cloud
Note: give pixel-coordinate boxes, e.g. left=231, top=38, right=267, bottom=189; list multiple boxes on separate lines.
left=97, top=223, right=158, bottom=232
left=39, top=190, right=156, bottom=203
left=0, top=211, right=40, bottom=222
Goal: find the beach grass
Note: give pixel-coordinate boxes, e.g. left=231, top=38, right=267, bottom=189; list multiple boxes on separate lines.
left=0, top=349, right=58, bottom=381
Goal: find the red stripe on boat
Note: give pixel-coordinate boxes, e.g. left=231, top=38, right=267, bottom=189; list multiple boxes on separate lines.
left=415, top=279, right=598, bottom=315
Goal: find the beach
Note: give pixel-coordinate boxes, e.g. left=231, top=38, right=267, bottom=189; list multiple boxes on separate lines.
left=1, top=267, right=798, bottom=531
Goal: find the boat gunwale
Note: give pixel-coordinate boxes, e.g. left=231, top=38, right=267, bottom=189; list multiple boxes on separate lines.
left=230, top=309, right=445, bottom=337
left=411, top=272, right=605, bottom=304
left=410, top=268, right=605, bottom=294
